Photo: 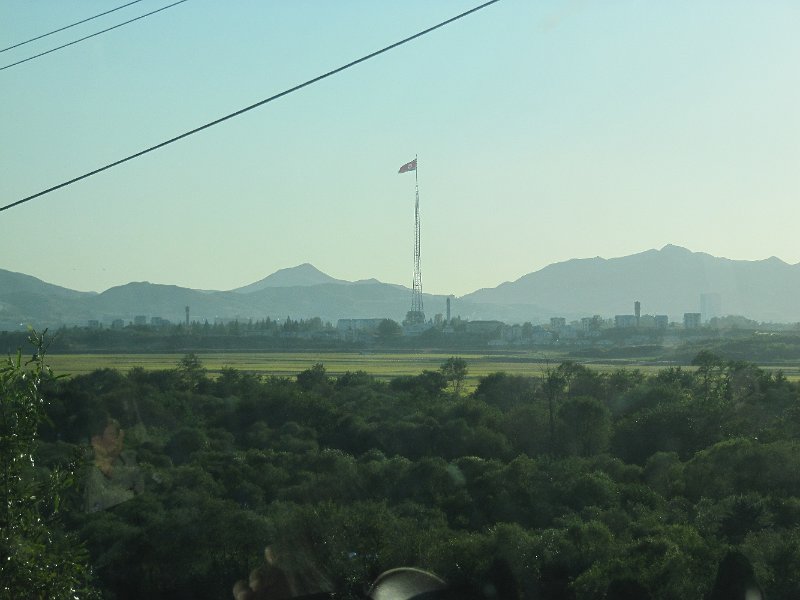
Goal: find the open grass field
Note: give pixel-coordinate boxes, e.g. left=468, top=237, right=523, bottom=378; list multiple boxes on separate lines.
left=43, top=351, right=800, bottom=390
left=46, top=351, right=659, bottom=390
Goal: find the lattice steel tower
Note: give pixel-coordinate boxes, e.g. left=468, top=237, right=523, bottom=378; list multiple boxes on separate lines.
left=399, top=156, right=425, bottom=325
left=411, top=162, right=424, bottom=319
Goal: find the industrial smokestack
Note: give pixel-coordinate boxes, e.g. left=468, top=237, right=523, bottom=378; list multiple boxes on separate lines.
left=634, top=301, right=641, bottom=327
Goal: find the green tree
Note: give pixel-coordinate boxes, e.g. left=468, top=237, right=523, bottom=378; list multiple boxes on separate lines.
left=557, top=396, right=611, bottom=456
left=376, top=318, right=402, bottom=343
left=542, top=368, right=566, bottom=454
left=691, top=350, right=729, bottom=406
left=296, top=363, right=328, bottom=391
left=178, top=352, right=207, bottom=390
left=440, top=357, right=468, bottom=396
left=474, top=372, right=537, bottom=412
left=390, top=370, right=447, bottom=397
left=0, top=331, right=96, bottom=599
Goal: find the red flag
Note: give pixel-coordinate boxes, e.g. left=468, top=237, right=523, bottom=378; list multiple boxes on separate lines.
left=398, top=159, right=417, bottom=174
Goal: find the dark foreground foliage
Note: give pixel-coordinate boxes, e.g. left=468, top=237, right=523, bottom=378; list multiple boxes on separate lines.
left=29, top=355, right=800, bottom=599
left=0, top=333, right=96, bottom=600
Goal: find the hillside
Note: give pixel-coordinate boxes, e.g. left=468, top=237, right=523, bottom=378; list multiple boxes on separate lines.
left=233, top=263, right=346, bottom=293
left=4, top=246, right=800, bottom=328
left=463, top=245, right=800, bottom=322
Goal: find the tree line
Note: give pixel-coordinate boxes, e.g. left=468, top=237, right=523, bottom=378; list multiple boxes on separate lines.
left=4, top=344, right=800, bottom=598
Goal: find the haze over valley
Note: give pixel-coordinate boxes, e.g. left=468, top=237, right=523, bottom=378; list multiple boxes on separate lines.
left=3, top=244, right=800, bottom=330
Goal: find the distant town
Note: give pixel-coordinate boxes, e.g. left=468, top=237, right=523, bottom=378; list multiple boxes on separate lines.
left=14, top=288, right=787, bottom=360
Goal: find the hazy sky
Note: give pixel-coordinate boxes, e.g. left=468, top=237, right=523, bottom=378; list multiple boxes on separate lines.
left=2, top=1, right=799, bottom=296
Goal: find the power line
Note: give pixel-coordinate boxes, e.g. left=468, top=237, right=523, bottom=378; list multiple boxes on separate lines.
left=0, top=0, right=190, bottom=72
left=0, top=1, right=145, bottom=54
left=1, top=0, right=502, bottom=213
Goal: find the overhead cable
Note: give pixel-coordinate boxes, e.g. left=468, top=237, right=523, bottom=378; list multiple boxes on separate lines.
left=1, top=0, right=190, bottom=71
left=1, top=0, right=501, bottom=213
left=1, top=1, right=146, bottom=54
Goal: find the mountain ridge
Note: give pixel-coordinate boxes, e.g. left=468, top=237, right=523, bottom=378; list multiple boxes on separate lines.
left=233, top=263, right=347, bottom=294
left=462, top=245, right=800, bottom=321
left=4, top=245, right=800, bottom=328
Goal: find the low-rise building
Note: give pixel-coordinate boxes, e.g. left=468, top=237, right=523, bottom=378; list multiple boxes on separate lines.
left=501, top=324, right=523, bottom=341
left=581, top=315, right=604, bottom=332
left=557, top=326, right=578, bottom=340
left=337, top=318, right=391, bottom=339
left=531, top=329, right=554, bottom=345
left=615, top=315, right=637, bottom=328
left=638, top=315, right=656, bottom=329
left=337, top=318, right=386, bottom=333
left=402, top=321, right=433, bottom=336
left=465, top=320, right=504, bottom=335
left=684, top=313, right=701, bottom=329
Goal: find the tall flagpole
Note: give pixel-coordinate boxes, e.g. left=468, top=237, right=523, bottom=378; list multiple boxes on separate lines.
left=411, top=154, right=424, bottom=321
left=399, top=155, right=425, bottom=326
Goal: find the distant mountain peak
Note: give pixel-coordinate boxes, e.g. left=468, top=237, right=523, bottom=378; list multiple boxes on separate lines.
left=233, top=263, right=346, bottom=294
left=0, top=268, right=97, bottom=298
left=660, top=243, right=692, bottom=253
